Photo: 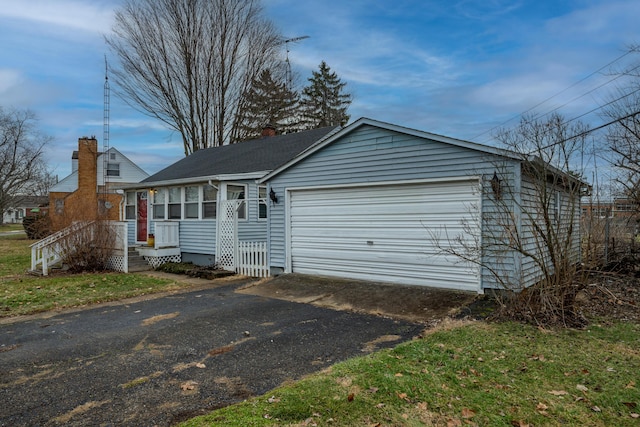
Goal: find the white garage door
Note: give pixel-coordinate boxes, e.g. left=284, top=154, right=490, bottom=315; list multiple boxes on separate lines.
left=288, top=180, right=481, bottom=291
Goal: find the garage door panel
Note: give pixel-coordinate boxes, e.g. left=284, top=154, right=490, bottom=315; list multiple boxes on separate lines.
left=296, top=259, right=477, bottom=290
left=289, top=181, right=481, bottom=291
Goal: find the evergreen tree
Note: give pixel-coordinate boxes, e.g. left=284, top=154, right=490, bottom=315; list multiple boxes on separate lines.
left=238, top=69, right=301, bottom=139
left=300, top=61, right=352, bottom=129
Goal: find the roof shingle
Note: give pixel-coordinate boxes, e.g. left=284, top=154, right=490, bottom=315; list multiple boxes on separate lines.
left=143, top=126, right=338, bottom=184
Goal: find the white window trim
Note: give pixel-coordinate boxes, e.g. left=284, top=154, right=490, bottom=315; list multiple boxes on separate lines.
left=184, top=185, right=201, bottom=220
left=202, top=184, right=218, bottom=220
left=258, top=185, right=268, bottom=221
left=152, top=188, right=167, bottom=220
left=224, top=182, right=248, bottom=221
left=125, top=191, right=136, bottom=220
left=167, top=186, right=182, bottom=220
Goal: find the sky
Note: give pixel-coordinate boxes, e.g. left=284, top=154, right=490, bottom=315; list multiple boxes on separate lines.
left=1, top=0, right=639, bottom=183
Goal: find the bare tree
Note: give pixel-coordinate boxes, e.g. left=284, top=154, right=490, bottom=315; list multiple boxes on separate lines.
left=601, top=47, right=640, bottom=207
left=436, top=113, right=591, bottom=326
left=106, top=0, right=283, bottom=155
left=492, top=114, right=590, bottom=326
left=0, top=107, right=51, bottom=223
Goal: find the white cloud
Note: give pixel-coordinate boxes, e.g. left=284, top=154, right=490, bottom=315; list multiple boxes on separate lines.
left=0, top=0, right=116, bottom=34
left=0, top=69, right=22, bottom=94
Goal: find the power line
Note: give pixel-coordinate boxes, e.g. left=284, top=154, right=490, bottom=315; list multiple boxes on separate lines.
left=562, top=85, right=640, bottom=126
left=472, top=50, right=634, bottom=143
left=528, top=63, right=640, bottom=124
left=532, top=109, right=640, bottom=154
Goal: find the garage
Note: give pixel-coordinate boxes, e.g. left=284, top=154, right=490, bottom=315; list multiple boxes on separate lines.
left=287, top=179, right=481, bottom=291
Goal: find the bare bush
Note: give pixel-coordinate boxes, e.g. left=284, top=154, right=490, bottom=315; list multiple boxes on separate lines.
left=57, top=221, right=117, bottom=273
left=435, top=114, right=592, bottom=327
left=22, top=214, right=51, bottom=239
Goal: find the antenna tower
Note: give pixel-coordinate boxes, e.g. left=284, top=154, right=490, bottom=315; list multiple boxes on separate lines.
left=103, top=56, right=110, bottom=193
left=282, top=35, right=309, bottom=89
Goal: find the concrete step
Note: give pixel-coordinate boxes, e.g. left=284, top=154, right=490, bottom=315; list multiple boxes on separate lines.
left=128, top=252, right=152, bottom=272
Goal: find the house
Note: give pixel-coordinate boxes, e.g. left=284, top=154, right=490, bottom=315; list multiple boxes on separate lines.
left=581, top=198, right=639, bottom=260
left=49, top=137, right=149, bottom=231
left=259, top=118, right=588, bottom=292
left=581, top=198, right=638, bottom=220
left=118, top=126, right=339, bottom=268
left=2, top=196, right=49, bottom=224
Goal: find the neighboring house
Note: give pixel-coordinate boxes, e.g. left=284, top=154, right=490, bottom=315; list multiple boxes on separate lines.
left=581, top=198, right=639, bottom=253
left=49, top=137, right=149, bottom=231
left=581, top=198, right=639, bottom=219
left=119, top=126, right=339, bottom=267
left=2, top=196, right=49, bottom=224
left=259, top=118, right=588, bottom=293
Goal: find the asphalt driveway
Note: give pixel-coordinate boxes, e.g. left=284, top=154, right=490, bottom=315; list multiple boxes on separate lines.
left=0, top=278, right=425, bottom=426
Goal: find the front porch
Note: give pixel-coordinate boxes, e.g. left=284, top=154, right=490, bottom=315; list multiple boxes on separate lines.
left=135, top=221, right=182, bottom=268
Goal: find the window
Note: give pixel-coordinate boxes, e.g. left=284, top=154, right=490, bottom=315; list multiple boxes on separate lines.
left=110, top=152, right=116, bottom=160
left=227, top=184, right=246, bottom=219
left=55, top=198, right=64, bottom=215
left=168, top=187, right=181, bottom=219
left=152, top=189, right=166, bottom=219
left=106, top=163, right=120, bottom=177
left=203, top=185, right=217, bottom=219
left=554, top=192, right=561, bottom=223
left=185, top=186, right=199, bottom=219
left=125, top=191, right=136, bottom=220
left=258, top=185, right=267, bottom=219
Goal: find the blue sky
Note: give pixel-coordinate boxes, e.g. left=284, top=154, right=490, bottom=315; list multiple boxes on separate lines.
left=0, top=0, right=638, bottom=182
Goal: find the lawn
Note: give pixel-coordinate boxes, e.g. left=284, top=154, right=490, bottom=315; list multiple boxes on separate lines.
left=0, top=234, right=190, bottom=317
left=0, top=223, right=25, bottom=233
left=182, top=320, right=640, bottom=427
left=2, top=231, right=638, bottom=426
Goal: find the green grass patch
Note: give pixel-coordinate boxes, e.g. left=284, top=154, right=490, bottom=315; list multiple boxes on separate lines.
left=0, top=272, right=185, bottom=317
left=182, top=321, right=640, bottom=427
left=0, top=223, right=26, bottom=232
left=0, top=235, right=35, bottom=276
left=0, top=236, right=187, bottom=317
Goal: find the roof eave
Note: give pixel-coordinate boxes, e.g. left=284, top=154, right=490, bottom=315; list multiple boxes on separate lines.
left=259, top=117, right=520, bottom=183
left=115, top=171, right=270, bottom=190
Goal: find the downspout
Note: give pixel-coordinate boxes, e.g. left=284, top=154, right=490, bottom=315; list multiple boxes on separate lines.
left=116, top=189, right=125, bottom=221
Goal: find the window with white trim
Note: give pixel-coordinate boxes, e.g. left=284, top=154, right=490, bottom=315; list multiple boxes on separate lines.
left=168, top=187, right=181, bottom=219
left=106, top=163, right=120, bottom=177
left=203, top=185, right=217, bottom=219
left=152, top=189, right=166, bottom=219
left=125, top=191, right=136, bottom=220
left=185, top=186, right=199, bottom=219
left=258, top=185, right=267, bottom=219
left=227, top=184, right=246, bottom=219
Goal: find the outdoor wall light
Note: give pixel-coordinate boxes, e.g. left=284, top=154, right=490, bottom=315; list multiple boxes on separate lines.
left=269, top=188, right=278, bottom=204
left=491, top=171, right=502, bottom=200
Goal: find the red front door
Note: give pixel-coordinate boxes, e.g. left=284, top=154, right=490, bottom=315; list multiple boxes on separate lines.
left=137, top=191, right=148, bottom=242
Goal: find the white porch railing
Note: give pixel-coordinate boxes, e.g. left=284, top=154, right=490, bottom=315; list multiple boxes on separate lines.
left=237, top=241, right=269, bottom=278
left=153, top=221, right=179, bottom=248
left=30, top=221, right=94, bottom=276
left=30, top=221, right=129, bottom=276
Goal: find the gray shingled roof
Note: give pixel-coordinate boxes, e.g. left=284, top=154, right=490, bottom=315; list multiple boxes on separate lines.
left=143, top=126, right=338, bottom=184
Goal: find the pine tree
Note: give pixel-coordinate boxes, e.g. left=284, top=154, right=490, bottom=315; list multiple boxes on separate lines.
left=238, top=69, right=300, bottom=140
left=300, top=61, right=352, bottom=129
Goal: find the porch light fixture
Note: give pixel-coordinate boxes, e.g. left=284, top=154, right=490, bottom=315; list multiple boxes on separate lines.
left=491, top=171, right=502, bottom=200
left=269, top=188, right=278, bottom=204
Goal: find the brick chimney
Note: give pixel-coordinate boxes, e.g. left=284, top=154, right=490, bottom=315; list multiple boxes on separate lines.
left=261, top=124, right=276, bottom=137
left=77, top=137, right=98, bottom=196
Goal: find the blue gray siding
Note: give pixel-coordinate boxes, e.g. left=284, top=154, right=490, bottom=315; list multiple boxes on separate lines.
left=180, top=220, right=216, bottom=254
left=267, top=124, right=522, bottom=290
